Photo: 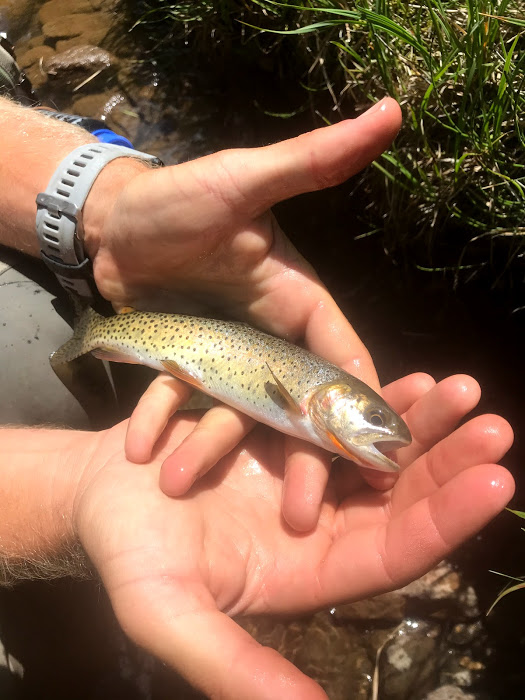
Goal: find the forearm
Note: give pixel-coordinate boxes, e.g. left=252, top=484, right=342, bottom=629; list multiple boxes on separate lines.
left=0, top=97, right=95, bottom=254
left=0, top=426, right=93, bottom=584
left=0, top=96, right=145, bottom=260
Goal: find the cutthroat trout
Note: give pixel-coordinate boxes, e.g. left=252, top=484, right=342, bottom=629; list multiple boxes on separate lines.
left=51, top=308, right=411, bottom=472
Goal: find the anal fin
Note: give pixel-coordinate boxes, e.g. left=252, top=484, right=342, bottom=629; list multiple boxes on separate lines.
left=92, top=347, right=142, bottom=365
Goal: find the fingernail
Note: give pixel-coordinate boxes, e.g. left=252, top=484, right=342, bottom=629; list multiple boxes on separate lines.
left=358, top=97, right=388, bottom=118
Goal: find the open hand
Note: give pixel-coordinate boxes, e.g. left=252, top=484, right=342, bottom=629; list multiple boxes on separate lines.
left=74, top=372, right=514, bottom=699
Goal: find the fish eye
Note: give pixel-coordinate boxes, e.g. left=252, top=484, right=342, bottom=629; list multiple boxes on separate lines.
left=366, top=409, right=385, bottom=427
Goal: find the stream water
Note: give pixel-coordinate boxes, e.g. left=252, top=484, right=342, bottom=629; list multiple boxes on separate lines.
left=0, top=1, right=524, bottom=698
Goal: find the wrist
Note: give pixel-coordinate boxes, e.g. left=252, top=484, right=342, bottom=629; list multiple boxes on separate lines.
left=82, top=157, right=150, bottom=263
left=0, top=427, right=96, bottom=581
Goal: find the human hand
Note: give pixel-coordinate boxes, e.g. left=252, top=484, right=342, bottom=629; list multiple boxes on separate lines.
left=74, top=372, right=514, bottom=699
left=81, top=97, right=403, bottom=516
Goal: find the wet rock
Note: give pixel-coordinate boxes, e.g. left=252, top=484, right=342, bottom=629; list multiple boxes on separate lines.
left=43, top=45, right=116, bottom=88
left=400, top=561, right=461, bottom=601
left=18, top=45, right=55, bottom=71
left=397, top=560, right=481, bottom=620
left=439, top=652, right=485, bottom=690
left=448, top=621, right=484, bottom=646
left=38, top=0, right=107, bottom=25
left=378, top=619, right=442, bottom=699
left=16, top=45, right=55, bottom=92
left=15, top=34, right=46, bottom=59
left=70, top=89, right=139, bottom=142
left=424, top=686, right=476, bottom=700
left=0, top=0, right=38, bottom=37
left=41, top=12, right=111, bottom=46
left=334, top=591, right=406, bottom=623
left=457, top=585, right=480, bottom=618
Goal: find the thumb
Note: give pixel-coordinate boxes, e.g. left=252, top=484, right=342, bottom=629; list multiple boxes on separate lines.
left=114, top=585, right=327, bottom=700
left=114, top=97, right=401, bottom=242
left=212, top=96, right=402, bottom=216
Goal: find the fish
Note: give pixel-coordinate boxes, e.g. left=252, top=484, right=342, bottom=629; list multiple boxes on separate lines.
left=51, top=307, right=411, bottom=472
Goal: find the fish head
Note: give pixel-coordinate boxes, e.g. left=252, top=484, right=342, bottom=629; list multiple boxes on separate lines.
left=308, top=381, right=412, bottom=473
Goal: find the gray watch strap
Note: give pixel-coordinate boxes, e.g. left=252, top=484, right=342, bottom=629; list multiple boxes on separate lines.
left=36, top=142, right=162, bottom=299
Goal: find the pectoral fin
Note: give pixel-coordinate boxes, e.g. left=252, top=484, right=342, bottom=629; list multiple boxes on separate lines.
left=161, top=360, right=204, bottom=390
left=266, top=362, right=303, bottom=416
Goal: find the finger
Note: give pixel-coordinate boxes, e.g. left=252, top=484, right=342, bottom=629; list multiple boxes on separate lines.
left=118, top=594, right=326, bottom=700
left=320, top=464, right=514, bottom=604
left=281, top=438, right=333, bottom=532
left=159, top=405, right=256, bottom=497
left=391, top=414, right=514, bottom=513
left=397, top=374, right=482, bottom=467
left=125, top=373, right=193, bottom=463
left=382, top=373, right=436, bottom=415
left=381, top=464, right=515, bottom=588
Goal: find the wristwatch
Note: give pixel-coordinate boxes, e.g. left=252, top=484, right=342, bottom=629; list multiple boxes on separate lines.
left=36, top=142, right=163, bottom=301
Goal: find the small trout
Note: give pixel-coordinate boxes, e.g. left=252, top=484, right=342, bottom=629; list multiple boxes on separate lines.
left=51, top=308, right=411, bottom=472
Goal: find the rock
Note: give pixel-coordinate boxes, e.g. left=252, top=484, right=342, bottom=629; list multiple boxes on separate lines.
left=400, top=561, right=461, bottom=601
left=17, top=45, right=55, bottom=71
left=0, top=0, right=38, bottom=37
left=42, top=12, right=111, bottom=45
left=448, top=621, right=483, bottom=646
left=378, top=619, right=442, bottom=699
left=43, top=45, right=116, bottom=86
left=424, top=685, right=476, bottom=700
left=17, top=45, right=56, bottom=92
left=14, top=34, right=46, bottom=59
left=38, top=0, right=106, bottom=25
left=439, top=650, right=484, bottom=690
left=70, top=90, right=140, bottom=142
left=457, top=586, right=480, bottom=618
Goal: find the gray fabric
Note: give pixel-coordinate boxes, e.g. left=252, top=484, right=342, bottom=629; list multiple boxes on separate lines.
left=0, top=248, right=89, bottom=428
left=0, top=42, right=17, bottom=92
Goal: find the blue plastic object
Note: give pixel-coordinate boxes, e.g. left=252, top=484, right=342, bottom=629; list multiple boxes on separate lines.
left=91, top=128, right=134, bottom=148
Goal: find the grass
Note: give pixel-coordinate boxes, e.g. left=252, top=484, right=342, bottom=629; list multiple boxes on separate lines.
left=123, top=1, right=525, bottom=288
left=488, top=508, right=525, bottom=615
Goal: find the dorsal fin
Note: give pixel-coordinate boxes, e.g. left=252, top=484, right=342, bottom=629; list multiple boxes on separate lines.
left=117, top=306, right=137, bottom=314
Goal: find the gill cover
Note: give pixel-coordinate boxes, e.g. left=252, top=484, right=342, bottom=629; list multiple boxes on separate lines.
left=308, top=382, right=412, bottom=473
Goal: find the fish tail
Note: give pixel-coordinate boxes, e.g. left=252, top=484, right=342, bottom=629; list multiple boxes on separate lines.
left=50, top=306, right=103, bottom=369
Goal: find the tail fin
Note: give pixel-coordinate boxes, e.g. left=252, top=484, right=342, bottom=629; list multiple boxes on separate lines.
left=50, top=306, right=102, bottom=369
left=49, top=306, right=117, bottom=429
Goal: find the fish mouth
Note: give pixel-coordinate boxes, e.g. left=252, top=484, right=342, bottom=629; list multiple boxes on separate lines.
left=350, top=434, right=412, bottom=473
